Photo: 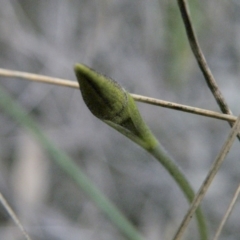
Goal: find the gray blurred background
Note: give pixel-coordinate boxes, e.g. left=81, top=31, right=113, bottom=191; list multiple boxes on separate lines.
left=0, top=0, right=240, bottom=239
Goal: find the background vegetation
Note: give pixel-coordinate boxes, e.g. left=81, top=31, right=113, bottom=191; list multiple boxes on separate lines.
left=0, top=0, right=240, bottom=239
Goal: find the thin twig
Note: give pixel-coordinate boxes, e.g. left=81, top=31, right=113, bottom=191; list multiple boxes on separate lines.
left=0, top=192, right=32, bottom=240
left=132, top=94, right=237, bottom=123
left=0, top=68, right=78, bottom=88
left=0, top=68, right=237, bottom=123
left=173, top=115, right=240, bottom=240
left=176, top=0, right=231, bottom=114
left=212, top=184, right=240, bottom=240
left=176, top=0, right=239, bottom=138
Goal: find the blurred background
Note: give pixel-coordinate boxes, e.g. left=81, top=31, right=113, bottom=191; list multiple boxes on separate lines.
left=0, top=0, right=240, bottom=239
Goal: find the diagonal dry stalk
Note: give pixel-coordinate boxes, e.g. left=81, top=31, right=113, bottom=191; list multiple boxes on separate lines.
left=0, top=192, right=32, bottom=240
left=0, top=68, right=237, bottom=124
left=176, top=1, right=240, bottom=238
left=177, top=0, right=240, bottom=141
left=172, top=115, right=240, bottom=240
left=212, top=183, right=240, bottom=240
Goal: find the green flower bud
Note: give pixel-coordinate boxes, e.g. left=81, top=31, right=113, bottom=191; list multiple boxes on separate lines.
left=74, top=64, right=128, bottom=124
left=74, top=64, right=158, bottom=150
left=74, top=64, right=208, bottom=240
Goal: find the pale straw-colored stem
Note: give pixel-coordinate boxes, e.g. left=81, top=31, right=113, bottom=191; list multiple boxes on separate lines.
left=0, top=68, right=237, bottom=123
left=0, top=192, right=32, bottom=240
left=173, top=115, right=240, bottom=240
left=212, top=183, right=240, bottom=240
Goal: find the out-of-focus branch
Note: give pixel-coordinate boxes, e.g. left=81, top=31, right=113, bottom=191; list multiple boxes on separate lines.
left=0, top=192, right=32, bottom=240
left=213, top=183, right=240, bottom=240
left=0, top=68, right=237, bottom=123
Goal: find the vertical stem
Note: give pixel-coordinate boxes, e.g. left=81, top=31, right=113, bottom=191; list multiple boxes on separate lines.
left=149, top=144, right=208, bottom=240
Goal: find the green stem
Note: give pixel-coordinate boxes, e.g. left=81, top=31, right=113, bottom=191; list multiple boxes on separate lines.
left=0, top=85, right=144, bottom=240
left=148, top=144, right=208, bottom=240
left=74, top=63, right=208, bottom=240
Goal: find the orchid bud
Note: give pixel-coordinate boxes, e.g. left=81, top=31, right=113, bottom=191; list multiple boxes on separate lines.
left=74, top=64, right=158, bottom=150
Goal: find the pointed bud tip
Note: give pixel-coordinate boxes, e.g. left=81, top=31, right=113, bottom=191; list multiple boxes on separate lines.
left=74, top=63, right=127, bottom=122
left=74, top=64, right=94, bottom=82
left=74, top=63, right=84, bottom=72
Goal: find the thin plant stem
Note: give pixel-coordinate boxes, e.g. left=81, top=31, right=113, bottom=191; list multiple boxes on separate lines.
left=176, top=0, right=240, bottom=141
left=212, top=183, right=240, bottom=240
left=149, top=145, right=208, bottom=240
left=0, top=84, right=145, bottom=240
left=0, top=68, right=237, bottom=123
left=176, top=0, right=231, bottom=115
left=132, top=94, right=236, bottom=123
left=0, top=192, right=32, bottom=240
left=0, top=68, right=78, bottom=88
left=173, top=115, right=240, bottom=240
